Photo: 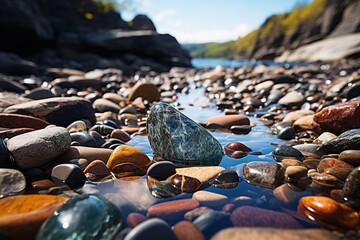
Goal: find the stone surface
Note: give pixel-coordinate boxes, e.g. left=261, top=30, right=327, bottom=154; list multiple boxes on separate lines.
left=272, top=145, right=305, bottom=161
left=278, top=91, right=305, bottom=107
left=147, top=199, right=200, bottom=221
left=4, top=97, right=96, bottom=127
left=285, top=166, right=308, bottom=182
left=273, top=184, right=309, bottom=206
left=293, top=115, right=320, bottom=132
left=205, top=114, right=250, bottom=129
left=59, top=146, right=112, bottom=163
left=123, top=218, right=177, bottom=240
left=7, top=127, right=71, bottom=170
left=317, top=129, right=360, bottom=154
left=0, top=195, right=68, bottom=240
left=127, top=82, right=160, bottom=102
left=212, top=228, right=339, bottom=240
left=168, top=174, right=201, bottom=193
left=51, top=164, right=87, bottom=189
left=70, top=132, right=98, bottom=147
left=283, top=110, right=315, bottom=124
left=0, top=169, right=26, bottom=198
left=193, top=210, right=232, bottom=239
left=192, top=191, right=228, bottom=207
left=126, top=212, right=148, bottom=228
left=83, top=160, right=111, bottom=179
left=224, top=142, right=251, bottom=155
left=231, top=206, right=302, bottom=228
left=36, top=194, right=122, bottom=240
left=173, top=220, right=205, bottom=240
left=339, top=150, right=360, bottom=166
left=93, top=98, right=120, bottom=113
left=0, top=139, right=11, bottom=168
left=175, top=166, right=225, bottom=183
left=147, top=161, right=176, bottom=180
left=0, top=113, right=49, bottom=130
left=111, top=129, right=131, bottom=142
left=107, top=145, right=151, bottom=172
left=314, top=99, right=360, bottom=135
left=298, top=196, right=359, bottom=229
left=243, top=162, right=285, bottom=188
left=343, top=166, right=360, bottom=202
left=147, top=102, right=223, bottom=166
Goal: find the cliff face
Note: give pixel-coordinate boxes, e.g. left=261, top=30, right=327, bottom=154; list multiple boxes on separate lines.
left=184, top=0, right=360, bottom=61
left=0, top=0, right=191, bottom=74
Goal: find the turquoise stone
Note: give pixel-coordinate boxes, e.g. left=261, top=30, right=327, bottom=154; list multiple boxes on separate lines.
left=36, top=194, right=122, bottom=240
left=147, top=102, right=223, bottom=166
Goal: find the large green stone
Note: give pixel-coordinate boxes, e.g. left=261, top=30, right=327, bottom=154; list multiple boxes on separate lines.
left=147, top=102, right=223, bottom=166
left=36, top=194, right=122, bottom=240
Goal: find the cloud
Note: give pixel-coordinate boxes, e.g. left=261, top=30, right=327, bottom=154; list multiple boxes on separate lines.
left=159, top=23, right=250, bottom=43
left=154, top=9, right=178, bottom=22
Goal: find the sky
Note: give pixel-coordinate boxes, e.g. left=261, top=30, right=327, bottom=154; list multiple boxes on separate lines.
left=121, top=0, right=312, bottom=44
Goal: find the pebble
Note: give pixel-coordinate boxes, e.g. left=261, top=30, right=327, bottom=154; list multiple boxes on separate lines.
left=318, top=128, right=360, bottom=154
left=0, top=169, right=26, bottom=198
left=277, top=126, right=296, bottom=140
left=36, top=194, right=122, bottom=240
left=278, top=91, right=305, bottom=107
left=293, top=115, right=319, bottom=132
left=224, top=142, right=251, bottom=155
left=123, top=218, right=176, bottom=240
left=175, top=166, right=225, bottom=183
left=339, top=150, right=360, bottom=166
left=51, top=164, right=87, bottom=189
left=230, top=125, right=252, bottom=134
left=59, top=146, right=112, bottom=163
left=0, top=139, right=11, bottom=168
left=0, top=113, right=49, bottom=129
left=318, top=158, right=354, bottom=173
left=281, top=158, right=306, bottom=168
left=93, top=98, right=120, bottom=113
left=314, top=132, right=337, bottom=144
left=127, top=82, right=160, bottom=102
left=168, top=174, right=201, bottom=193
left=205, top=114, right=250, bottom=129
left=273, top=183, right=309, bottom=206
left=193, top=210, right=232, bottom=239
left=83, top=160, right=111, bottom=180
left=230, top=206, right=302, bottom=228
left=0, top=194, right=68, bottom=240
left=70, top=132, right=98, bottom=147
left=285, top=166, right=308, bottom=182
left=173, top=220, right=205, bottom=240
left=243, top=162, right=284, bottom=188
left=272, top=145, right=305, bottom=161
left=298, top=196, right=359, bottom=229
left=111, top=129, right=131, bottom=142
left=126, top=212, right=148, bottom=228
left=213, top=170, right=240, bottom=186
left=282, top=110, right=315, bottom=124
left=343, top=166, right=360, bottom=202
left=7, top=127, right=71, bottom=170
left=147, top=161, right=176, bottom=180
left=66, top=120, right=87, bottom=133
left=147, top=199, right=200, bottom=221
left=192, top=191, right=228, bottom=207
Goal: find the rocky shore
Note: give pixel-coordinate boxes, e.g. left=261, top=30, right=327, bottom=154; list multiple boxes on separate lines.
left=0, top=58, right=360, bottom=239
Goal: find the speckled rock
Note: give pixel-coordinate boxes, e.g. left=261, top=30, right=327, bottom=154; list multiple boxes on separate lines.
left=173, top=220, right=205, bottom=240
left=147, top=102, right=223, bottom=166
left=0, top=169, right=26, bottom=198
left=7, top=127, right=71, bottom=170
left=243, top=162, right=285, bottom=188
left=0, top=113, right=49, bottom=129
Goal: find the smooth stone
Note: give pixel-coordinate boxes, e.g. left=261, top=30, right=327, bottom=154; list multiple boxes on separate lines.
left=103, top=119, right=120, bottom=129
left=51, top=164, right=87, bottom=189
left=184, top=207, right=212, bottom=221
left=343, top=166, right=360, bottom=202
left=303, top=159, right=321, bottom=169
left=273, top=183, right=309, bottom=206
left=0, top=113, right=49, bottom=129
left=212, top=228, right=339, bottom=240
left=281, top=159, right=306, bottom=168
left=308, top=171, right=343, bottom=187
left=59, top=146, right=112, bottom=163
left=318, top=158, right=354, bottom=173
left=193, top=210, right=232, bottom=239
left=231, top=151, right=247, bottom=159
left=107, top=145, right=151, bottom=172
left=272, top=145, right=305, bottom=161
left=70, top=132, right=98, bottom=147
left=173, top=220, right=205, bottom=240
left=36, top=194, right=122, bottom=240
left=127, top=82, right=160, bottom=102
left=285, top=166, right=308, bottom=182
left=293, top=144, right=322, bottom=156
left=213, top=170, right=240, bottom=185
left=147, top=161, right=176, bottom=180
left=230, top=125, right=252, bottom=134
left=168, top=174, right=201, bottom=193
left=278, top=91, right=305, bottom=107
left=224, top=142, right=251, bottom=155
left=66, top=120, right=87, bottom=133
left=0, top=169, right=26, bottom=198
left=123, top=218, right=176, bottom=240
left=0, top=139, right=11, bottom=168
left=23, top=88, right=55, bottom=100
left=68, top=76, right=102, bottom=89
left=205, top=114, right=250, bottom=129
left=339, top=150, right=360, bottom=166
left=175, top=166, right=225, bottom=183
left=324, top=167, right=353, bottom=181
left=314, top=132, right=337, bottom=144
left=243, top=162, right=285, bottom=188
left=4, top=97, right=96, bottom=127
left=147, top=102, right=223, bottom=166
left=283, top=110, right=315, bottom=124
left=277, top=126, right=296, bottom=140
left=318, top=129, right=360, bottom=154
left=83, top=160, right=111, bottom=179
left=0, top=194, right=68, bottom=240
left=192, top=191, right=228, bottom=207
left=112, top=162, right=145, bottom=177
left=271, top=122, right=292, bottom=135
left=293, top=115, right=319, bottom=132
left=89, top=131, right=106, bottom=147
left=7, top=127, right=71, bottom=170
left=231, top=206, right=302, bottom=228
left=298, top=196, right=359, bottom=229
left=89, top=124, right=115, bottom=136
left=111, top=129, right=131, bottom=142
left=313, top=99, right=360, bottom=135
left=126, top=212, right=148, bottom=228
left=119, top=113, right=138, bottom=126
left=31, top=179, right=56, bottom=192
left=102, top=92, right=124, bottom=104
left=93, top=98, right=120, bottom=113
left=68, top=158, right=90, bottom=170
left=147, top=199, right=200, bottom=221
left=0, top=127, right=35, bottom=139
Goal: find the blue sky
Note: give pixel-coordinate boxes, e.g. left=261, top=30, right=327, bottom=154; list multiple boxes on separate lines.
left=121, top=0, right=312, bottom=43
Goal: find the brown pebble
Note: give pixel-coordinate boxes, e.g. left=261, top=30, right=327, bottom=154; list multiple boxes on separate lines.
left=172, top=220, right=205, bottom=240
left=127, top=212, right=148, bottom=228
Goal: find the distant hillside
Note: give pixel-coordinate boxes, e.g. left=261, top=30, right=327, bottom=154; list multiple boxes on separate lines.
left=184, top=0, right=360, bottom=60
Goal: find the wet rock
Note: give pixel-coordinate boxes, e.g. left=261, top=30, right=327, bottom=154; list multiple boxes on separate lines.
left=193, top=210, right=232, bottom=239
left=314, top=99, right=360, bottom=135
left=343, top=166, right=360, bottom=202
left=59, top=146, right=112, bottom=163
left=271, top=122, right=292, bottom=135
left=281, top=159, right=306, bottom=168
left=192, top=191, right=228, bottom=207
left=230, top=125, right=252, bottom=134
left=212, top=228, right=339, bottom=240
left=147, top=102, right=223, bottom=166
left=23, top=88, right=55, bottom=100
left=4, top=97, right=96, bottom=127
left=273, top=184, right=309, bottom=206
left=231, top=206, right=301, bottom=228
left=272, top=145, right=305, bottom=161
left=293, top=115, right=319, bottom=132
left=298, top=196, right=359, bottom=229
left=243, top=162, right=285, bottom=188
left=126, top=212, right=148, bottom=228
left=173, top=220, right=205, bottom=240
left=36, top=194, right=122, bottom=240
left=283, top=110, right=315, bottom=124
left=184, top=207, right=212, bottom=221
left=31, top=179, right=56, bottom=192
left=175, top=166, right=225, bottom=183
left=0, top=169, right=26, bottom=198
left=107, top=145, right=151, bottom=172
left=317, top=129, right=360, bottom=154
left=83, top=160, right=111, bottom=180
left=0, top=139, right=11, bottom=168
left=277, top=126, right=296, bottom=140
left=224, top=142, right=251, bottom=155
left=303, top=159, right=321, bottom=169
left=127, top=82, right=160, bottom=102
left=123, top=218, right=176, bottom=240
left=70, top=132, right=98, bottom=147
left=213, top=170, right=240, bottom=187
left=0, top=113, right=49, bottom=130
left=147, top=199, right=200, bottom=221
left=339, top=150, right=360, bottom=166
left=7, top=127, right=71, bottom=170
left=285, top=166, right=308, bottom=182
left=168, top=174, right=201, bottom=193
left=93, top=98, right=120, bottom=113
left=111, top=129, right=131, bottom=142
left=66, top=120, right=87, bottom=133
left=205, top=114, right=250, bottom=129
left=147, top=161, right=176, bottom=181
left=146, top=175, right=180, bottom=198
left=89, top=124, right=115, bottom=136
left=51, top=164, right=87, bottom=189
left=0, top=194, right=68, bottom=240
left=278, top=91, right=305, bottom=107
left=309, top=171, right=343, bottom=187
